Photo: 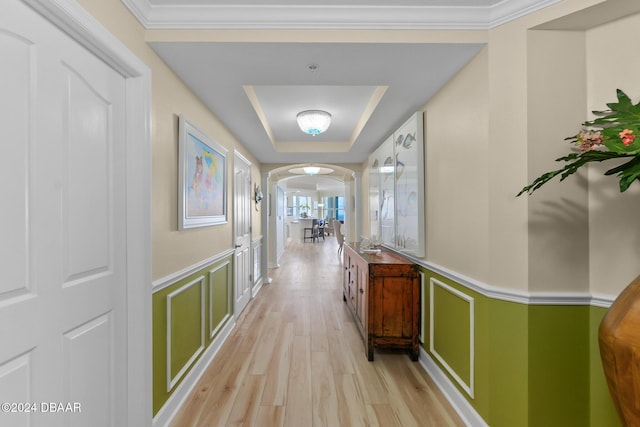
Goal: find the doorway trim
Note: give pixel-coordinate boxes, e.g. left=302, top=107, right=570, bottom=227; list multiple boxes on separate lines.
left=25, top=0, right=152, bottom=425
left=261, top=163, right=359, bottom=277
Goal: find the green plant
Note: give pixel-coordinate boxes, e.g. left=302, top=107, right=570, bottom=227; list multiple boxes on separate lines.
left=298, top=203, right=311, bottom=217
left=518, top=89, right=640, bottom=196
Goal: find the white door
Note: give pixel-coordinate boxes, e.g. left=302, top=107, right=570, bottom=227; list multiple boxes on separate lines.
left=0, top=1, right=128, bottom=426
left=234, top=152, right=252, bottom=317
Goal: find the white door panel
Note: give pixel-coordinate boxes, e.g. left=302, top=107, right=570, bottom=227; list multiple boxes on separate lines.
left=0, top=354, right=31, bottom=427
left=0, top=27, right=30, bottom=299
left=0, top=1, right=127, bottom=426
left=234, top=152, right=252, bottom=317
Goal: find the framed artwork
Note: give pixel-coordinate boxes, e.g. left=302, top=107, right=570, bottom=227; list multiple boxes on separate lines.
left=393, top=112, right=424, bottom=255
left=368, top=112, right=425, bottom=257
left=179, top=115, right=228, bottom=229
left=377, top=135, right=396, bottom=247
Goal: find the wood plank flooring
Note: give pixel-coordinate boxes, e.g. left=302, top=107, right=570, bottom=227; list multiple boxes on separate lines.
left=170, top=237, right=465, bottom=427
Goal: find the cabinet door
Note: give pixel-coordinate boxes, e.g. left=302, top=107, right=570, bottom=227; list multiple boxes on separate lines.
left=343, top=250, right=351, bottom=300
left=371, top=276, right=409, bottom=338
left=343, top=249, right=356, bottom=311
left=355, top=261, right=368, bottom=329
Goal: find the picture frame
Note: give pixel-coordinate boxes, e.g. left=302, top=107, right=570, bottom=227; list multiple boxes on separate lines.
left=368, top=111, right=425, bottom=257
left=178, top=115, right=228, bottom=229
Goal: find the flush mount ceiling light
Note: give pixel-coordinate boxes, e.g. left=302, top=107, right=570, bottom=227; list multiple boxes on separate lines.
left=303, top=166, right=320, bottom=175
left=288, top=166, right=334, bottom=175
left=296, top=110, right=332, bottom=136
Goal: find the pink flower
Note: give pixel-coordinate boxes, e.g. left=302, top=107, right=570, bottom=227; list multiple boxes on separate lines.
left=619, top=129, right=636, bottom=146
left=577, top=130, right=603, bottom=152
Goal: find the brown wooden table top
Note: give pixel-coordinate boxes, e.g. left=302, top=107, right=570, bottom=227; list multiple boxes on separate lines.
left=345, top=242, right=414, bottom=265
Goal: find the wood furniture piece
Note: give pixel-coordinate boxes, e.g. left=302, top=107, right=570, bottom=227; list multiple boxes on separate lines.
left=342, top=242, right=420, bottom=361
left=599, top=274, right=640, bottom=426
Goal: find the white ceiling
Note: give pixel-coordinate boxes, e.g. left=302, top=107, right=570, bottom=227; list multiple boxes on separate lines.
left=125, top=0, right=560, bottom=165
left=149, top=41, right=485, bottom=164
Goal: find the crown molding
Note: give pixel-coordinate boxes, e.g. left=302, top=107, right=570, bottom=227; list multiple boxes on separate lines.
left=121, top=0, right=561, bottom=30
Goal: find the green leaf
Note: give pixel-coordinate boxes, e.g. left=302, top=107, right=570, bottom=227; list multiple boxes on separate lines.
left=518, top=89, right=640, bottom=196
left=606, top=89, right=634, bottom=113
left=517, top=151, right=634, bottom=196
left=604, top=156, right=640, bottom=192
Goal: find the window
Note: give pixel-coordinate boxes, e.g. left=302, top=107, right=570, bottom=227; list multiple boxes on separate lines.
left=335, top=196, right=344, bottom=222
left=294, top=195, right=311, bottom=218
left=322, top=196, right=344, bottom=222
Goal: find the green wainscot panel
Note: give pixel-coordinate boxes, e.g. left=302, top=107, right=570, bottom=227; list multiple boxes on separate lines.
left=421, top=268, right=529, bottom=427
left=488, top=299, right=529, bottom=427
left=168, top=277, right=205, bottom=380
left=152, top=254, right=234, bottom=416
left=528, top=305, right=590, bottom=426
left=420, top=266, right=622, bottom=427
left=209, top=260, right=232, bottom=339
left=432, top=280, right=472, bottom=384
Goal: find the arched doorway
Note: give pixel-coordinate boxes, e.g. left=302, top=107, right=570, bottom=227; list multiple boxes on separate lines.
left=260, top=163, right=362, bottom=280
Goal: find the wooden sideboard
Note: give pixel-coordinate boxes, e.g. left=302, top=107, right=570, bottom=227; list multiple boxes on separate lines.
left=342, top=242, right=420, bottom=361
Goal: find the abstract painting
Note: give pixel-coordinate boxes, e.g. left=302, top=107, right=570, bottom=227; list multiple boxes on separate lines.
left=179, top=116, right=227, bottom=229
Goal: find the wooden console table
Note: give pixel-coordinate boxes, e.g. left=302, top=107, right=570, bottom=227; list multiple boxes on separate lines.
left=342, top=242, right=420, bottom=361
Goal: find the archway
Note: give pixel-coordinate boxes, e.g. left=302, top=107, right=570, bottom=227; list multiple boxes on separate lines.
left=260, top=163, right=362, bottom=282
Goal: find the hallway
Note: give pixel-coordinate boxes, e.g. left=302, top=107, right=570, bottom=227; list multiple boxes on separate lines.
left=170, top=238, right=465, bottom=426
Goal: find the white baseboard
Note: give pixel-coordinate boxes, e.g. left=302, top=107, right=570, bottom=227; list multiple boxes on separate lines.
left=152, top=318, right=236, bottom=427
left=252, top=277, right=264, bottom=298
left=418, top=347, right=489, bottom=427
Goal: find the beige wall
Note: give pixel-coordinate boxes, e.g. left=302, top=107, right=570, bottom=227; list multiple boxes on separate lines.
left=79, top=0, right=640, bottom=295
left=418, top=0, right=640, bottom=294
left=336, top=0, right=640, bottom=296
left=425, top=47, right=490, bottom=281
left=586, top=12, right=640, bottom=294
left=77, top=0, right=262, bottom=280
left=526, top=29, right=589, bottom=294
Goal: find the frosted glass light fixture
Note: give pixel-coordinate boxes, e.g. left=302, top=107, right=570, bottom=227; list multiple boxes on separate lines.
left=296, top=110, right=332, bottom=136
left=303, top=166, right=320, bottom=175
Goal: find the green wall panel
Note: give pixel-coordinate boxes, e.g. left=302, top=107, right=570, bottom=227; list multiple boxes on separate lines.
left=420, top=266, right=622, bottom=427
left=432, top=281, right=472, bottom=384
left=169, top=277, right=204, bottom=379
left=528, top=305, right=589, bottom=427
left=487, top=297, right=529, bottom=427
left=152, top=254, right=234, bottom=416
left=420, top=269, right=491, bottom=422
left=209, top=261, right=231, bottom=339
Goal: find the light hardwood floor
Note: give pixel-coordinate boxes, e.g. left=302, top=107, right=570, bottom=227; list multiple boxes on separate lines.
left=170, top=236, right=465, bottom=427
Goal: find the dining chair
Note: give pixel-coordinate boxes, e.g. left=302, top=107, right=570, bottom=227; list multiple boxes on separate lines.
left=334, top=220, right=345, bottom=254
